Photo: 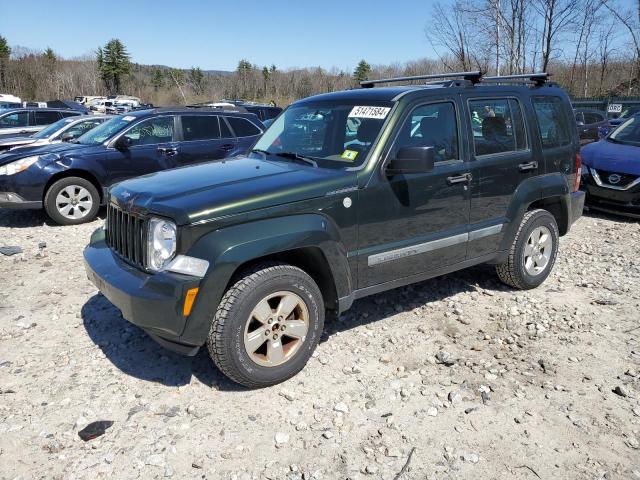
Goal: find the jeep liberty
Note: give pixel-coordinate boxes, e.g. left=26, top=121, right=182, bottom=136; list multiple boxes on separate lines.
left=84, top=72, right=585, bottom=387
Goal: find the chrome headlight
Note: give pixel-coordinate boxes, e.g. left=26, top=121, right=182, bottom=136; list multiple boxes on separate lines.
left=0, top=155, right=40, bottom=176
left=146, top=217, right=177, bottom=271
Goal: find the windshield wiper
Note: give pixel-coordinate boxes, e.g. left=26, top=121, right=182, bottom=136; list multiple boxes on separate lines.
left=251, top=148, right=272, bottom=156
left=274, top=151, right=318, bottom=167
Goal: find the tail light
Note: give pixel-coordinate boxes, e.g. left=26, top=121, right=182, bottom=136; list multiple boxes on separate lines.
left=573, top=152, right=582, bottom=192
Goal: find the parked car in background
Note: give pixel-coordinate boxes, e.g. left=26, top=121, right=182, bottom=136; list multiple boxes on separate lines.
left=581, top=114, right=640, bottom=218
left=0, top=94, right=22, bottom=109
left=607, top=103, right=640, bottom=127
left=74, top=96, right=106, bottom=106
left=574, top=109, right=610, bottom=144
left=239, top=103, right=282, bottom=123
left=0, top=115, right=108, bottom=152
left=0, top=108, right=264, bottom=224
left=0, top=108, right=82, bottom=140
left=83, top=72, right=585, bottom=388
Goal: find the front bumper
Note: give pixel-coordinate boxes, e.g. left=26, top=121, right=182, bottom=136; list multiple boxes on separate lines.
left=83, top=228, right=202, bottom=356
left=581, top=173, right=640, bottom=219
left=0, top=191, right=42, bottom=209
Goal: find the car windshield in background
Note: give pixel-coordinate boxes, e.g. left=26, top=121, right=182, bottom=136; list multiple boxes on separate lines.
left=76, top=115, right=134, bottom=145
left=33, top=118, right=75, bottom=139
left=608, top=116, right=640, bottom=146
left=251, top=101, right=394, bottom=168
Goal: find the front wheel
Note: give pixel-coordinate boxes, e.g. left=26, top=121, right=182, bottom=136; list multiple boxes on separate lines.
left=207, top=263, right=324, bottom=388
left=44, top=176, right=100, bottom=225
left=496, top=209, right=559, bottom=290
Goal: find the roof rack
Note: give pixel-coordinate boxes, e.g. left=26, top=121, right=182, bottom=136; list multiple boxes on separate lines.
left=360, top=71, right=483, bottom=88
left=481, top=73, right=550, bottom=86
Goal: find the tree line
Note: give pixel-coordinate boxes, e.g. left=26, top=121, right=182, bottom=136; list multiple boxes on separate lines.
left=0, top=1, right=637, bottom=108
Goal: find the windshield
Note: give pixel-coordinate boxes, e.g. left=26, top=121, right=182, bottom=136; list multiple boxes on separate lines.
left=76, top=115, right=135, bottom=145
left=251, top=100, right=394, bottom=168
left=618, top=107, right=640, bottom=120
left=33, top=118, right=75, bottom=139
left=609, top=116, right=640, bottom=146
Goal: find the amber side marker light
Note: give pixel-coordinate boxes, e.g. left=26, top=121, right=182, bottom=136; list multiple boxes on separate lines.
left=183, top=288, right=199, bottom=316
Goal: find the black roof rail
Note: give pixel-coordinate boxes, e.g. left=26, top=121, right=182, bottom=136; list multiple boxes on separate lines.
left=360, top=71, right=483, bottom=88
left=482, top=72, right=550, bottom=86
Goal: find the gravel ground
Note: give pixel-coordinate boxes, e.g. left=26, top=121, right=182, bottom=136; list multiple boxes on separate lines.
left=1, top=207, right=639, bottom=480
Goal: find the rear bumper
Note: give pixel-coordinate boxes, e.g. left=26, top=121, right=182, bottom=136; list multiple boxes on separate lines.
left=0, top=191, right=42, bottom=210
left=569, top=190, right=586, bottom=226
left=83, top=228, right=202, bottom=355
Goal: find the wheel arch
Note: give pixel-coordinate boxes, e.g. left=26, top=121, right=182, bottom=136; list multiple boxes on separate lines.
left=43, top=169, right=104, bottom=204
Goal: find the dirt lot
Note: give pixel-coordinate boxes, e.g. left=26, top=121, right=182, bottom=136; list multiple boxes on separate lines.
left=0, top=207, right=639, bottom=480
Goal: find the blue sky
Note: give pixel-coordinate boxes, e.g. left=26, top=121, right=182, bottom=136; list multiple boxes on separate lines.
left=0, top=0, right=438, bottom=71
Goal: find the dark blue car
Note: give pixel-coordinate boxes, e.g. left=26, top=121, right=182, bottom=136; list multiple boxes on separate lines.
left=581, top=114, right=640, bottom=218
left=0, top=108, right=264, bottom=224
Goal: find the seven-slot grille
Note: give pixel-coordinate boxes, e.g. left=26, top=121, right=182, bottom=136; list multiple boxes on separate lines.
left=106, top=203, right=146, bottom=267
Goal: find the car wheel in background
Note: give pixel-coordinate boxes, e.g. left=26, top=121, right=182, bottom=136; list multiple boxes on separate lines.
left=44, top=176, right=100, bottom=225
left=496, top=209, right=559, bottom=290
left=207, top=262, right=324, bottom=388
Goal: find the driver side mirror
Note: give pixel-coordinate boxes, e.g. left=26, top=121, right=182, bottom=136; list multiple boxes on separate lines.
left=60, top=132, right=75, bottom=142
left=115, top=136, right=133, bottom=150
left=387, top=146, right=435, bottom=175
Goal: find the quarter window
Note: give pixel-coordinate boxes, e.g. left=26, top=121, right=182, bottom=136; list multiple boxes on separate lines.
left=182, top=115, right=221, bottom=141
left=0, top=111, right=29, bottom=128
left=469, top=98, right=527, bottom=156
left=532, top=96, right=572, bottom=149
left=34, top=111, right=62, bottom=125
left=122, top=117, right=175, bottom=146
left=394, top=102, right=459, bottom=162
left=226, top=116, right=261, bottom=137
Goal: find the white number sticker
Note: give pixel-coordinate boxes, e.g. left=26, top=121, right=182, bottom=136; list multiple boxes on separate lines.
left=607, top=104, right=622, bottom=113
left=122, top=115, right=136, bottom=121
left=348, top=106, right=391, bottom=119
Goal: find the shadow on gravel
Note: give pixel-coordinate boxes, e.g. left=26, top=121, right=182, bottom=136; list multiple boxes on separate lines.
left=582, top=207, right=638, bottom=223
left=81, top=294, right=246, bottom=392
left=0, top=207, right=106, bottom=228
left=322, top=264, right=508, bottom=341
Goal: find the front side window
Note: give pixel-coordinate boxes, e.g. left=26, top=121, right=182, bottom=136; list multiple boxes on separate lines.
left=0, top=111, right=29, bottom=128
left=532, top=96, right=572, bottom=149
left=469, top=98, right=527, bottom=156
left=608, top=116, right=640, bottom=146
left=226, top=116, right=261, bottom=137
left=252, top=100, right=394, bottom=168
left=182, top=115, right=221, bottom=141
left=393, top=102, right=459, bottom=162
left=62, top=119, right=103, bottom=139
left=121, top=117, right=175, bottom=147
left=34, top=118, right=74, bottom=139
left=34, top=111, right=61, bottom=125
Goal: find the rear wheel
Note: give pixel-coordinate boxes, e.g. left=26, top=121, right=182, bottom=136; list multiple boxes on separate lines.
left=44, top=176, right=100, bottom=225
left=207, top=263, right=324, bottom=388
left=496, top=209, right=559, bottom=289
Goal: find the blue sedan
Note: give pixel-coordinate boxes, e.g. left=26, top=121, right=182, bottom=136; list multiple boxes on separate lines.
left=580, top=114, right=640, bottom=218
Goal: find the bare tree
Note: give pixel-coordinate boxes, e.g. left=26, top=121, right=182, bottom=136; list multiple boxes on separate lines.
left=533, top=0, right=581, bottom=71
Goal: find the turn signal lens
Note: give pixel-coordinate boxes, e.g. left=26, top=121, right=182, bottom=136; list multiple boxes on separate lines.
left=573, top=153, right=582, bottom=192
left=183, top=288, right=199, bottom=316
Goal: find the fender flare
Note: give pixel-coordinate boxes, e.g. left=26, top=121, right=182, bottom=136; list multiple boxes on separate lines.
left=180, top=213, right=352, bottom=345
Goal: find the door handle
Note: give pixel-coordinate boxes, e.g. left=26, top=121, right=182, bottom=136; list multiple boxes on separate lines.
left=446, top=173, right=472, bottom=185
left=19, top=130, right=29, bottom=134
left=518, top=161, right=538, bottom=172
left=158, top=147, right=178, bottom=156
left=220, top=144, right=234, bottom=151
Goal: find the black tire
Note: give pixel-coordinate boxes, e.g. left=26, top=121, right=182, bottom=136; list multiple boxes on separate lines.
left=44, top=176, right=100, bottom=225
left=207, top=262, right=324, bottom=388
left=496, top=209, right=559, bottom=290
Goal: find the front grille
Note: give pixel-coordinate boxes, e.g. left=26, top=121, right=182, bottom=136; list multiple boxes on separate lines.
left=106, top=203, right=146, bottom=267
left=595, top=169, right=638, bottom=188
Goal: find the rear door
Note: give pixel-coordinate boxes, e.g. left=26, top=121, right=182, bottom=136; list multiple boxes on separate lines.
left=463, top=95, right=535, bottom=258
left=225, top=115, right=263, bottom=155
left=0, top=111, right=33, bottom=138
left=103, top=115, right=179, bottom=184
left=178, top=114, right=229, bottom=165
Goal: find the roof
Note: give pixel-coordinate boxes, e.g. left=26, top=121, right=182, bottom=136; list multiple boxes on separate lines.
left=137, top=106, right=256, bottom=116
left=0, top=107, right=84, bottom=113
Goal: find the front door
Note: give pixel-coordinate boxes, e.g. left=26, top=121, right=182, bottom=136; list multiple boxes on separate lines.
left=357, top=99, right=472, bottom=288
left=104, top=115, right=179, bottom=185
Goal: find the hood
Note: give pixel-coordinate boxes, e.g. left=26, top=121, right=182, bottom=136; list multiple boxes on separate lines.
left=0, top=137, right=38, bottom=149
left=0, top=142, right=96, bottom=166
left=110, top=155, right=356, bottom=225
left=581, top=139, right=640, bottom=175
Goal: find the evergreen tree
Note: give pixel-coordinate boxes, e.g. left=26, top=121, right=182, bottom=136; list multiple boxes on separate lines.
left=151, top=68, right=164, bottom=91
left=0, top=35, right=11, bottom=89
left=189, top=67, right=204, bottom=95
left=353, top=60, right=371, bottom=82
left=97, top=39, right=131, bottom=94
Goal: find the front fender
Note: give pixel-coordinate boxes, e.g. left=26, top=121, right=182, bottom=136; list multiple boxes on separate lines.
left=179, top=213, right=351, bottom=345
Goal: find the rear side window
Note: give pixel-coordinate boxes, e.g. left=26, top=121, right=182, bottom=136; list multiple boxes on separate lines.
left=60, top=111, right=79, bottom=118
left=34, top=111, right=62, bottom=125
left=583, top=112, right=603, bottom=124
left=532, top=97, right=572, bottom=149
left=469, top=98, right=528, bottom=156
left=182, top=115, right=221, bottom=141
left=0, top=111, right=29, bottom=128
left=226, top=116, right=261, bottom=137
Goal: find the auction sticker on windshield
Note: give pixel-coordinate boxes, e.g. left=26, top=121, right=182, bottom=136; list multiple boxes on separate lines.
left=123, top=115, right=136, bottom=121
left=348, top=106, right=391, bottom=119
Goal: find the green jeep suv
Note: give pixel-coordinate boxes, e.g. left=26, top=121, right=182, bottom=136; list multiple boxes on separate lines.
left=84, top=72, right=585, bottom=387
